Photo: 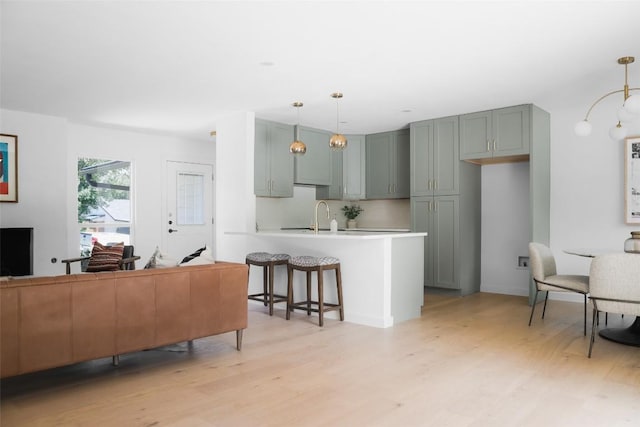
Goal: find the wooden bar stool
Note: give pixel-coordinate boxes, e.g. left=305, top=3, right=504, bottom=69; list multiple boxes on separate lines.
left=286, top=256, right=344, bottom=327
left=246, top=252, right=290, bottom=316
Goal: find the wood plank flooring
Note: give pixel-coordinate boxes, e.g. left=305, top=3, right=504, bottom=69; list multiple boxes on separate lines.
left=1, top=292, right=639, bottom=426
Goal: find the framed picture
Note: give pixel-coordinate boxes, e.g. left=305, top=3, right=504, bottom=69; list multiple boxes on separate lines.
left=0, top=134, right=18, bottom=203
left=625, top=136, right=640, bottom=224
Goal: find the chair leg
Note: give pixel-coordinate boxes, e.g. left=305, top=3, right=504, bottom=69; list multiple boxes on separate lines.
left=268, top=263, right=275, bottom=316
left=336, top=264, right=344, bottom=321
left=286, top=265, right=294, bottom=320
left=541, top=291, right=549, bottom=319
left=305, top=271, right=312, bottom=315
left=583, top=294, right=587, bottom=336
left=262, top=266, right=268, bottom=306
left=528, top=289, right=539, bottom=326
left=318, top=269, right=324, bottom=327
left=588, top=308, right=598, bottom=358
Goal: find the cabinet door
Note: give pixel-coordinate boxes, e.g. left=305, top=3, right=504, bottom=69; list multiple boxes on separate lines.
left=316, top=149, right=343, bottom=200
left=268, top=122, right=294, bottom=197
left=365, top=132, right=392, bottom=199
left=493, top=105, right=530, bottom=157
left=433, top=116, right=459, bottom=196
left=460, top=111, right=492, bottom=160
left=432, top=196, right=459, bottom=289
left=294, top=126, right=332, bottom=185
left=411, top=197, right=433, bottom=287
left=254, top=120, right=271, bottom=197
left=410, top=120, right=433, bottom=197
left=343, top=135, right=366, bottom=200
left=393, top=129, right=410, bottom=198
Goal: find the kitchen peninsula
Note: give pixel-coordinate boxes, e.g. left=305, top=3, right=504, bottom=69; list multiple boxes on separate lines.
left=228, top=229, right=427, bottom=328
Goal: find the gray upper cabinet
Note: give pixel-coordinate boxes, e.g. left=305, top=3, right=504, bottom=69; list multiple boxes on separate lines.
left=366, top=129, right=410, bottom=199
left=294, top=126, right=332, bottom=186
left=316, top=134, right=365, bottom=200
left=410, top=116, right=459, bottom=197
left=460, top=104, right=531, bottom=162
left=255, top=119, right=294, bottom=198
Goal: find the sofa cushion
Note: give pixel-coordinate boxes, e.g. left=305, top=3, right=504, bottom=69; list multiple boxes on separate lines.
left=86, top=242, right=124, bottom=272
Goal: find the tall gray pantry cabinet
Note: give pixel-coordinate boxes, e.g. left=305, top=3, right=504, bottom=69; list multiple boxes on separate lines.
left=410, top=116, right=481, bottom=295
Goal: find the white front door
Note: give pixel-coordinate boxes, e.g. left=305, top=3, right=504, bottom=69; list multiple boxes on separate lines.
left=163, top=161, right=214, bottom=261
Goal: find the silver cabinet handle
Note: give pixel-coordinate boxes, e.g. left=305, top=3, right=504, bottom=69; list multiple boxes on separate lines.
left=434, top=180, right=438, bottom=190
left=493, top=140, right=496, bottom=151
left=487, top=140, right=491, bottom=152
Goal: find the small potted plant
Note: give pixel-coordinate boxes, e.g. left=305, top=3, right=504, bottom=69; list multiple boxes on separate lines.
left=342, top=204, right=364, bottom=229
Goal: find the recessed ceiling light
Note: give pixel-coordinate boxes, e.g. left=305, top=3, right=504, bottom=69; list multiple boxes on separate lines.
left=401, top=109, right=412, bottom=113
left=259, top=61, right=275, bottom=67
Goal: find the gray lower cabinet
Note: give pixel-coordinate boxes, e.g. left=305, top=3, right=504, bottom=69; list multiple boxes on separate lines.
left=366, top=129, right=410, bottom=199
left=255, top=119, right=294, bottom=197
left=460, top=104, right=531, bottom=162
left=411, top=190, right=480, bottom=295
left=294, top=126, right=332, bottom=186
left=410, top=116, right=459, bottom=197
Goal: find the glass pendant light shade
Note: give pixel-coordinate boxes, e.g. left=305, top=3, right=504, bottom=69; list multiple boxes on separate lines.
left=624, top=94, right=640, bottom=114
left=329, top=133, right=347, bottom=150
left=289, top=101, right=306, bottom=155
left=329, top=92, right=347, bottom=150
left=617, top=105, right=637, bottom=122
left=289, top=140, right=307, bottom=155
left=574, top=120, right=592, bottom=136
left=608, top=122, right=627, bottom=141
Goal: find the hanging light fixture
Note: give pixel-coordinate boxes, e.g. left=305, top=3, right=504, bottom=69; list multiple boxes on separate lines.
left=574, top=56, right=640, bottom=141
left=289, top=101, right=306, bottom=155
left=329, top=92, right=347, bottom=150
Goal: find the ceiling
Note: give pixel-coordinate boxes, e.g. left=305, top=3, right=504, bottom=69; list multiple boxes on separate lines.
left=2, top=1, right=640, bottom=141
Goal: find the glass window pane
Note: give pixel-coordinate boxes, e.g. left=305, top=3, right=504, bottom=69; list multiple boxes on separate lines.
left=177, top=173, right=204, bottom=225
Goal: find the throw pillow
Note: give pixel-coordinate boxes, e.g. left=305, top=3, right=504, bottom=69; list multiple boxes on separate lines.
left=155, top=251, right=179, bottom=268
left=181, top=246, right=206, bottom=264
left=86, top=242, right=124, bottom=272
left=144, top=246, right=160, bottom=269
left=180, top=246, right=215, bottom=266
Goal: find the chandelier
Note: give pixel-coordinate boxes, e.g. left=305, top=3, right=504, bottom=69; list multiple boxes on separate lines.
left=574, top=56, right=640, bottom=141
left=289, top=102, right=306, bottom=155
left=329, top=92, right=347, bottom=150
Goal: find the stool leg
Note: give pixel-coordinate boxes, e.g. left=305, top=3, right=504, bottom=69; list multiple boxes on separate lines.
left=286, top=264, right=293, bottom=320
left=262, top=265, right=268, bottom=306
left=336, top=264, right=344, bottom=321
left=306, top=271, right=312, bottom=315
left=268, top=262, right=275, bottom=316
left=318, top=268, right=324, bottom=327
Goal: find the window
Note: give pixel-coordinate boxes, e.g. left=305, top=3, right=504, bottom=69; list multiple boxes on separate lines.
left=77, top=158, right=132, bottom=256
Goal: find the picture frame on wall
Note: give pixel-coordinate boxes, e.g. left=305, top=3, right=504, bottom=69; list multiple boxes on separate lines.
left=0, top=134, right=18, bottom=203
left=625, top=136, right=640, bottom=224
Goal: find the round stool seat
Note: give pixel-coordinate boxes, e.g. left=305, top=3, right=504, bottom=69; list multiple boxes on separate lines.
left=289, top=255, right=340, bottom=267
left=246, top=252, right=290, bottom=263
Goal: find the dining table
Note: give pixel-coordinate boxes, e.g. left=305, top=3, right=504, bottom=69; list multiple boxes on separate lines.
left=564, top=248, right=640, bottom=347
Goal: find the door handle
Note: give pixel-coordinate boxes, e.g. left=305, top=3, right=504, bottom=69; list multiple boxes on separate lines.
left=168, top=228, right=178, bottom=233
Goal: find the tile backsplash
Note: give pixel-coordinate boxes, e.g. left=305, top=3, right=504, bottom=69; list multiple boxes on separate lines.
left=256, top=186, right=410, bottom=230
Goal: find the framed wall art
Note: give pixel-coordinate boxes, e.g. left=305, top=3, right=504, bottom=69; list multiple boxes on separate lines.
left=0, top=134, right=18, bottom=203
left=625, top=135, right=640, bottom=224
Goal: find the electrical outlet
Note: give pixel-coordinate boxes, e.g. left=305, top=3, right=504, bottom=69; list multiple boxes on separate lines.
left=518, top=256, right=529, bottom=268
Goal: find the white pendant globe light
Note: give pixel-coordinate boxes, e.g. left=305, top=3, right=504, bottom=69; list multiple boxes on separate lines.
left=575, top=56, right=639, bottom=141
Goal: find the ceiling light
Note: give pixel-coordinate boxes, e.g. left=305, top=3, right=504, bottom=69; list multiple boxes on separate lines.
left=289, top=102, right=306, bottom=155
left=574, top=56, right=640, bottom=141
left=329, top=92, right=347, bottom=151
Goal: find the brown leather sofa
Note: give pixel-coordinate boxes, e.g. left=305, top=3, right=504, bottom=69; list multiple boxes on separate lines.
left=1, top=262, right=248, bottom=378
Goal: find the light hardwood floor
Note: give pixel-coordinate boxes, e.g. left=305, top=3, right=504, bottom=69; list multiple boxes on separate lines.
left=2, top=292, right=639, bottom=426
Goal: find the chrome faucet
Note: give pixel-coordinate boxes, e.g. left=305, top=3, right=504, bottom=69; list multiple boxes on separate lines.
left=314, top=200, right=330, bottom=234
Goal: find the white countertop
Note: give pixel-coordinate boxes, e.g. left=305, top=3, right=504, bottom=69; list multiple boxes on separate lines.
left=227, top=229, right=427, bottom=240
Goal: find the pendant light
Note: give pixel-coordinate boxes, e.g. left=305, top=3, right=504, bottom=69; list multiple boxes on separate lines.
left=329, top=92, right=347, bottom=150
left=574, top=56, right=640, bottom=141
left=289, top=101, right=306, bottom=155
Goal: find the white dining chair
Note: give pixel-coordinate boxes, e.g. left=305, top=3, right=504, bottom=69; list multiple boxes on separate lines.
left=528, top=242, right=590, bottom=335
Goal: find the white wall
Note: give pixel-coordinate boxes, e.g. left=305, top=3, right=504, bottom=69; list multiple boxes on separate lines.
left=1, top=109, right=215, bottom=276
left=480, top=162, right=530, bottom=296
